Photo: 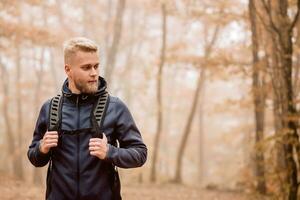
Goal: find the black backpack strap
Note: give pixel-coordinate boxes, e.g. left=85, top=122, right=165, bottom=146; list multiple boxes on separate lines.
left=91, top=92, right=110, bottom=138
left=48, top=94, right=63, bottom=132
left=91, top=93, right=122, bottom=200
left=46, top=93, right=63, bottom=199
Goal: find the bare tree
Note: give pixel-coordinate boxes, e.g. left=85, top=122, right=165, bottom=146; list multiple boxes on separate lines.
left=150, top=3, right=167, bottom=183
left=14, top=39, right=24, bottom=180
left=174, top=25, right=219, bottom=183
left=104, top=0, right=126, bottom=85
left=248, top=0, right=266, bottom=194
left=254, top=0, right=300, bottom=198
left=31, top=3, right=49, bottom=184
left=32, top=47, right=46, bottom=185
left=0, top=59, right=20, bottom=178
left=198, top=70, right=205, bottom=183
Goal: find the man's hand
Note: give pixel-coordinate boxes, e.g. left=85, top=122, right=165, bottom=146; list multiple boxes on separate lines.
left=89, top=133, right=109, bottom=160
left=39, top=131, right=58, bottom=154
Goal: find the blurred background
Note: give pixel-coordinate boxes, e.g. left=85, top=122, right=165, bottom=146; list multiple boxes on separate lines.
left=1, top=0, right=300, bottom=199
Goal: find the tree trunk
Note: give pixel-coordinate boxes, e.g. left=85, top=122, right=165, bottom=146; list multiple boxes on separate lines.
left=248, top=0, right=266, bottom=194
left=198, top=75, right=205, bottom=183
left=174, top=66, right=205, bottom=183
left=273, top=2, right=299, bottom=199
left=257, top=0, right=300, bottom=198
left=14, top=41, right=24, bottom=180
left=150, top=3, right=167, bottom=183
left=104, top=0, right=126, bottom=85
left=32, top=48, right=46, bottom=185
left=121, top=6, right=136, bottom=107
left=0, top=60, right=18, bottom=177
left=104, top=0, right=113, bottom=59
left=33, top=5, right=48, bottom=185
left=174, top=25, right=219, bottom=183
left=49, top=48, right=59, bottom=91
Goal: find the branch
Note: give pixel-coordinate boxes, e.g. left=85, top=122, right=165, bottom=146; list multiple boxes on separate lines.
left=254, top=1, right=287, bottom=54
left=204, top=25, right=220, bottom=57
left=252, top=0, right=276, bottom=34
left=289, top=0, right=300, bottom=32
left=260, top=0, right=280, bottom=34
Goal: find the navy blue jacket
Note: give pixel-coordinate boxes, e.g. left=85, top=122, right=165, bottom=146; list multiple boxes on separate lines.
left=27, top=77, right=147, bottom=200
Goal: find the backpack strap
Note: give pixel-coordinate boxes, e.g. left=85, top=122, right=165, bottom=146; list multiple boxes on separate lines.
left=91, top=92, right=110, bottom=138
left=91, top=93, right=122, bottom=200
left=48, top=94, right=63, bottom=132
left=46, top=93, right=63, bottom=199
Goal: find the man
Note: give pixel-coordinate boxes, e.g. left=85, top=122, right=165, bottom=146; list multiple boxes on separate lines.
left=27, top=37, right=147, bottom=200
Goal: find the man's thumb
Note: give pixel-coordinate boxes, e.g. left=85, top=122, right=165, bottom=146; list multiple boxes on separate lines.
left=102, top=133, right=107, bottom=143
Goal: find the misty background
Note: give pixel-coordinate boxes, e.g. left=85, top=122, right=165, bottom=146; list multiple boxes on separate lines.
left=1, top=0, right=300, bottom=199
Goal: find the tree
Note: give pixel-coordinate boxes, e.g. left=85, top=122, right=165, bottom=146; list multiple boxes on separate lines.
left=248, top=0, right=266, bottom=194
left=104, top=0, right=126, bottom=86
left=0, top=59, right=21, bottom=178
left=174, top=24, right=220, bottom=183
left=254, top=0, right=300, bottom=198
left=150, top=2, right=167, bottom=183
left=14, top=39, right=24, bottom=180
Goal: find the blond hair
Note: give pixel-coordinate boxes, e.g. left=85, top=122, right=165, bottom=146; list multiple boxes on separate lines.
left=63, top=37, right=98, bottom=64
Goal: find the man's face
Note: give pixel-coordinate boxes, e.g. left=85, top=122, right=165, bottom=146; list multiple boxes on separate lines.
left=65, top=51, right=99, bottom=94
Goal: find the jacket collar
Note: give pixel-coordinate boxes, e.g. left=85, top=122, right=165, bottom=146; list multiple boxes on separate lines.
left=62, top=76, right=108, bottom=104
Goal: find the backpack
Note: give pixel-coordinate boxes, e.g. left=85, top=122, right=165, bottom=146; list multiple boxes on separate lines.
left=48, top=92, right=109, bottom=135
left=46, top=92, right=121, bottom=200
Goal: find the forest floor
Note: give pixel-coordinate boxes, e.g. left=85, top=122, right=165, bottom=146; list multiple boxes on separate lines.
left=0, top=173, right=268, bottom=200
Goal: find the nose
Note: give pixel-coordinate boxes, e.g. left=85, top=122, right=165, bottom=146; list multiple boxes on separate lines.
left=90, top=67, right=98, bottom=77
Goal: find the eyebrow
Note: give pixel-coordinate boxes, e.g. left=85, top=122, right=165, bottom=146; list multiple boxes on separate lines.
left=80, top=63, right=99, bottom=67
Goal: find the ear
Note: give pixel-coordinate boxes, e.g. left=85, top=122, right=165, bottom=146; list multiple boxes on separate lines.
left=65, top=64, right=71, bottom=77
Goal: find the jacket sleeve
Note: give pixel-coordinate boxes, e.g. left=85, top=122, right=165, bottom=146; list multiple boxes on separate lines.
left=27, top=100, right=51, bottom=167
left=105, top=98, right=147, bottom=168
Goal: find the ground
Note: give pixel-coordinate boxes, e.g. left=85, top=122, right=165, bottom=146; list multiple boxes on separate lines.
left=0, top=174, right=259, bottom=200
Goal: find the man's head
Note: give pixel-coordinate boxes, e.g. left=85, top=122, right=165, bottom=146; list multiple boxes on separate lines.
left=63, top=37, right=100, bottom=94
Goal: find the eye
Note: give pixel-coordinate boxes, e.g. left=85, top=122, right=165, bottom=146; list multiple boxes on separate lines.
left=82, top=65, right=91, bottom=70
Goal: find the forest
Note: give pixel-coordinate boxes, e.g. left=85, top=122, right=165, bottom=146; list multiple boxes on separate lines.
left=1, top=0, right=300, bottom=199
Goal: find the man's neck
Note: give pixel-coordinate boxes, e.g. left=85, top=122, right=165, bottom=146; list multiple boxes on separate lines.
left=68, top=81, right=81, bottom=94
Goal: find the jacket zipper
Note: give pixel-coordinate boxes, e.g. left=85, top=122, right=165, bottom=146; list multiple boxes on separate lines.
left=76, top=96, right=80, bottom=200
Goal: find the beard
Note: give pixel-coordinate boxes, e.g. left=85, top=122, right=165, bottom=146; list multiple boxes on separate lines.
left=74, top=79, right=98, bottom=94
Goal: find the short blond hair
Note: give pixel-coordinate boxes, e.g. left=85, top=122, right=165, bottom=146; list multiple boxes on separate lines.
left=63, top=37, right=98, bottom=64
